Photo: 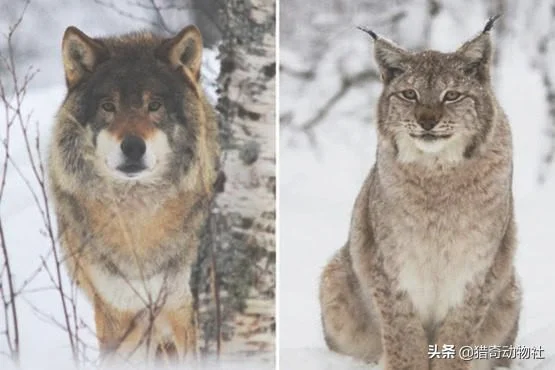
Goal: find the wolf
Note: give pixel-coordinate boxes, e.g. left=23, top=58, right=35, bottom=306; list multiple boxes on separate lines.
left=48, top=25, right=219, bottom=363
left=319, top=17, right=521, bottom=370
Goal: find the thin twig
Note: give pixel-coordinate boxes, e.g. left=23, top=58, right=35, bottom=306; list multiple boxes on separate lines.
left=299, top=69, right=379, bottom=132
left=0, top=221, right=19, bottom=364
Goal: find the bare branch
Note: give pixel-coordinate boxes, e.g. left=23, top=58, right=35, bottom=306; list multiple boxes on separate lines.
left=0, top=2, right=33, bottom=363
left=299, top=68, right=379, bottom=133
left=93, top=0, right=162, bottom=29
left=147, top=0, right=174, bottom=34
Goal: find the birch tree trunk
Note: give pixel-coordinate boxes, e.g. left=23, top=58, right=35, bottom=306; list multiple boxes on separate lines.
left=193, top=0, right=276, bottom=361
left=536, top=0, right=555, bottom=183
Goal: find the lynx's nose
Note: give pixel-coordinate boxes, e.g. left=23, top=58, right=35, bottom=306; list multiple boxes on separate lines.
left=418, top=119, right=439, bottom=131
left=121, top=135, right=146, bottom=161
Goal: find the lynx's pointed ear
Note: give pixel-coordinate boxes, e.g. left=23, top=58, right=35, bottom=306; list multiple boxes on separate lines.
left=62, top=26, right=108, bottom=88
left=156, top=25, right=203, bottom=81
left=456, top=15, right=500, bottom=81
left=358, top=26, right=409, bottom=84
left=456, top=34, right=492, bottom=66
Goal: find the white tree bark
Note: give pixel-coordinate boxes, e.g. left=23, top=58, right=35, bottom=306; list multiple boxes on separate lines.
left=194, top=0, right=275, bottom=361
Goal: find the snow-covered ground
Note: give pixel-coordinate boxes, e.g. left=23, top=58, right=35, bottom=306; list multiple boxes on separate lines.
left=279, top=31, right=555, bottom=370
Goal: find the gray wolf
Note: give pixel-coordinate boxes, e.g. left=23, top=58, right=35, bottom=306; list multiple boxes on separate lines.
left=48, top=24, right=219, bottom=364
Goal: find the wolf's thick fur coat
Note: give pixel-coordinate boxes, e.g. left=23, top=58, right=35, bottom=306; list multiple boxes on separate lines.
left=48, top=25, right=219, bottom=363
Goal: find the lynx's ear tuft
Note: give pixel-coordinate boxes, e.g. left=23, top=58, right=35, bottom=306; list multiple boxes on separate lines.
left=455, top=17, right=499, bottom=81
left=357, top=26, right=378, bottom=41
left=156, top=25, right=203, bottom=81
left=62, top=26, right=109, bottom=88
left=483, top=14, right=501, bottom=34
left=359, top=27, right=409, bottom=84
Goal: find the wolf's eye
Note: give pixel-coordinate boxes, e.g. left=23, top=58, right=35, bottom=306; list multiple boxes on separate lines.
left=101, top=102, right=116, bottom=112
left=148, top=101, right=162, bottom=112
left=401, top=89, right=418, bottom=101
left=443, top=91, right=462, bottom=102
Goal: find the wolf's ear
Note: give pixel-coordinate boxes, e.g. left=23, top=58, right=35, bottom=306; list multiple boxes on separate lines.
left=455, top=16, right=499, bottom=81
left=156, top=25, right=203, bottom=80
left=62, top=26, right=108, bottom=88
left=358, top=27, right=409, bottom=84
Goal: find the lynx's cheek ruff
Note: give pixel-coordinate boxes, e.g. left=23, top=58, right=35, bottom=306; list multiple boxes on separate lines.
left=396, top=131, right=469, bottom=164
left=411, top=134, right=452, bottom=153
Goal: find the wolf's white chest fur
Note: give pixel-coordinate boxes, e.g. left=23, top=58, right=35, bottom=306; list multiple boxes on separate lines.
left=89, top=264, right=190, bottom=311
left=394, top=227, right=492, bottom=329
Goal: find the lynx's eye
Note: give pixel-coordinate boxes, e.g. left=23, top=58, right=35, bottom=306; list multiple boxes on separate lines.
left=401, top=89, right=418, bottom=101
left=443, top=91, right=462, bottom=102
left=148, top=101, right=162, bottom=112
left=101, top=102, right=116, bottom=112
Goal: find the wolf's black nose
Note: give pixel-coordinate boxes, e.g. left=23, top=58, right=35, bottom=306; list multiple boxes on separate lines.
left=120, top=135, right=146, bottom=161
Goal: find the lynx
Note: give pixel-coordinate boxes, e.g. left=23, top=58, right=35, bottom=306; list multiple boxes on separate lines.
left=319, top=17, right=521, bottom=370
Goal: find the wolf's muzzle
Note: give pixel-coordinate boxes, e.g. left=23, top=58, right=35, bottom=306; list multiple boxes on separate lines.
left=118, top=135, right=147, bottom=174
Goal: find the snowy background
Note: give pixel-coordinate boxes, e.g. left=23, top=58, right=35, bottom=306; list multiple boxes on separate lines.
left=3, top=0, right=555, bottom=369
left=280, top=0, right=555, bottom=369
left=0, top=1, right=273, bottom=369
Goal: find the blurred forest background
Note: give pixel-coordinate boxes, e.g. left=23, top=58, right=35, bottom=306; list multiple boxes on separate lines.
left=0, top=0, right=222, bottom=86
left=1, top=0, right=275, bottom=368
left=281, top=0, right=555, bottom=181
